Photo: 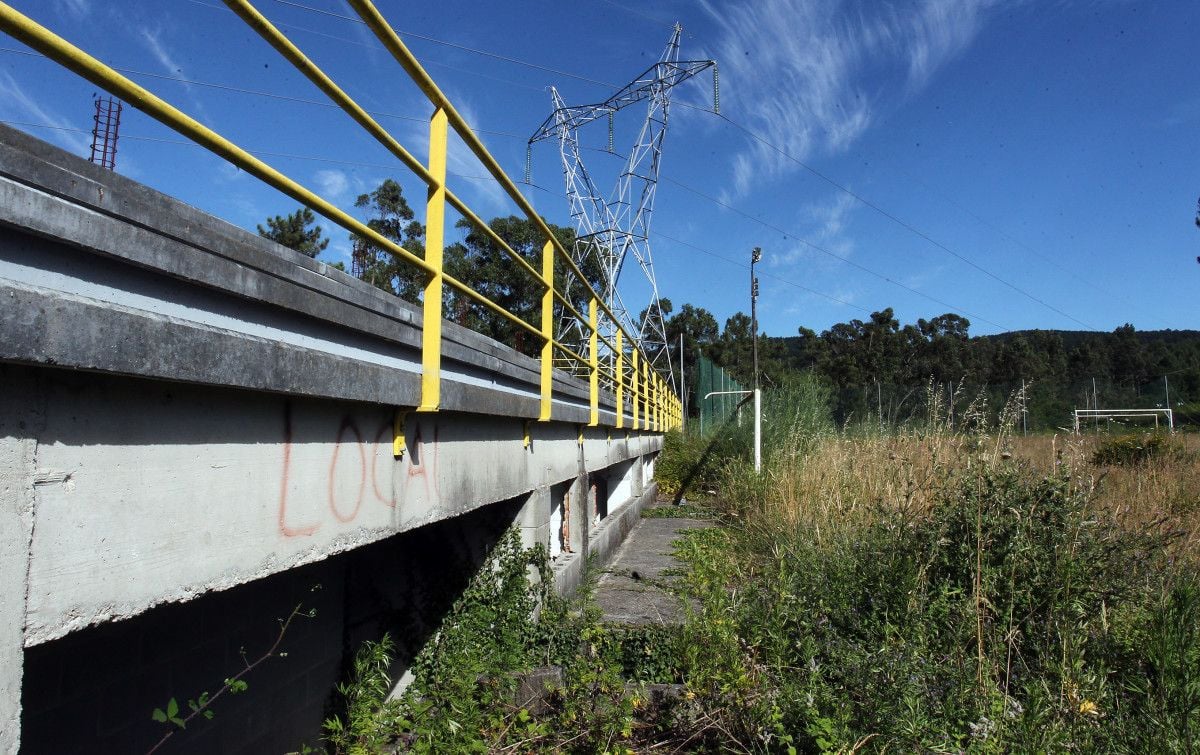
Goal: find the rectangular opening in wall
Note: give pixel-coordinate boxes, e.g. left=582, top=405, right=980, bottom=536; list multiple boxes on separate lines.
left=604, top=459, right=635, bottom=517
left=589, top=472, right=609, bottom=527
left=548, top=479, right=573, bottom=559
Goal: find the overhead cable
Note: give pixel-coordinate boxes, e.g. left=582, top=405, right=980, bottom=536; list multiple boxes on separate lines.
left=713, top=112, right=1096, bottom=330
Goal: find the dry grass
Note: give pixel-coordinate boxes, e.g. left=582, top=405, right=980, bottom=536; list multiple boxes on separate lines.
left=1032, top=432, right=1200, bottom=555
left=734, top=428, right=1200, bottom=556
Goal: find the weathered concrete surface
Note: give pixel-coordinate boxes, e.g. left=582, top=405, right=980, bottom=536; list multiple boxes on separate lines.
left=553, top=480, right=660, bottom=597
left=594, top=514, right=713, bottom=626
left=0, top=371, right=38, bottom=755
left=0, top=123, right=668, bottom=751
left=4, top=364, right=656, bottom=648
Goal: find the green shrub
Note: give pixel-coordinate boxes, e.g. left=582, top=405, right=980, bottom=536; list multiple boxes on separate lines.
left=1092, top=432, right=1179, bottom=466
left=657, top=373, right=832, bottom=499
left=671, top=461, right=1188, bottom=751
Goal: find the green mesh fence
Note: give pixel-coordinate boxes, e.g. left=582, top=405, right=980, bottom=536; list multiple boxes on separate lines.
left=696, top=354, right=747, bottom=435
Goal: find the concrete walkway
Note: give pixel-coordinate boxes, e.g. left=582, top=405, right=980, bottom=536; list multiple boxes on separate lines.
left=593, top=510, right=713, bottom=626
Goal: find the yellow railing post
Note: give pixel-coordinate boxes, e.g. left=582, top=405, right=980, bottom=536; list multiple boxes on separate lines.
left=650, top=373, right=656, bottom=431
left=419, top=106, right=448, bottom=412
left=649, top=374, right=655, bottom=431
left=641, top=360, right=649, bottom=431
left=614, top=331, right=624, bottom=429
left=588, top=298, right=599, bottom=427
left=653, top=376, right=659, bottom=431
left=631, top=349, right=640, bottom=430
left=657, top=378, right=662, bottom=431
left=539, top=239, right=554, bottom=421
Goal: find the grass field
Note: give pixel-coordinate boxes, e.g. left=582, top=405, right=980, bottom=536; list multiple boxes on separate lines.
left=321, top=383, right=1200, bottom=752
left=657, top=390, right=1200, bottom=752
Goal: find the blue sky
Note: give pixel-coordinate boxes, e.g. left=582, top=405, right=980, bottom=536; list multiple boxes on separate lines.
left=2, top=0, right=1197, bottom=338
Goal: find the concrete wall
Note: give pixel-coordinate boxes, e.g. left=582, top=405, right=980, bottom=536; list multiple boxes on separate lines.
left=2, top=364, right=656, bottom=651
left=0, top=124, right=667, bottom=751
left=20, top=499, right=523, bottom=754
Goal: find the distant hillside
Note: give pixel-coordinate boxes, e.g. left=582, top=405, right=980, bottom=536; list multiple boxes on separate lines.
left=703, top=310, right=1200, bottom=429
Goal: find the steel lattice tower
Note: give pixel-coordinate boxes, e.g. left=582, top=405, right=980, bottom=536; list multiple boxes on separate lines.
left=528, top=25, right=715, bottom=392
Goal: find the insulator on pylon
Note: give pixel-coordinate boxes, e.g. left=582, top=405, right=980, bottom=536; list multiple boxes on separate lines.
left=712, top=63, right=720, bottom=114
left=607, top=112, right=614, bottom=153
left=89, top=96, right=122, bottom=171
left=524, top=144, right=532, bottom=184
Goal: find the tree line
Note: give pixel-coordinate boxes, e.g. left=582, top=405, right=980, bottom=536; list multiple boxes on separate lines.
left=258, top=179, right=1200, bottom=431
left=666, top=304, right=1200, bottom=430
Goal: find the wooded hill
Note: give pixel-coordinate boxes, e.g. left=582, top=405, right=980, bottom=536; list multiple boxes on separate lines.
left=677, top=306, right=1200, bottom=431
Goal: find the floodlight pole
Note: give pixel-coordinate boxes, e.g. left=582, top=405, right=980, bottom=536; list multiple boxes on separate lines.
left=751, top=247, right=762, bottom=473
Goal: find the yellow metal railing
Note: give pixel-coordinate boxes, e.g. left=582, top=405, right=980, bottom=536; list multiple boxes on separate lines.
left=0, top=0, right=681, bottom=431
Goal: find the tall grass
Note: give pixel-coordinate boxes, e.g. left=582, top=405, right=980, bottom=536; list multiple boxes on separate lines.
left=665, top=383, right=1200, bottom=751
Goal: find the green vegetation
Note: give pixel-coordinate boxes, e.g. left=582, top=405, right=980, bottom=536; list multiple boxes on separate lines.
left=257, top=207, right=330, bottom=258
left=322, top=383, right=1200, bottom=752
left=1091, top=432, right=1186, bottom=467
left=657, top=387, right=1200, bottom=751
left=322, top=531, right=699, bottom=753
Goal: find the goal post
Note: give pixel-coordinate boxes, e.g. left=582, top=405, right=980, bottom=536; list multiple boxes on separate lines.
left=1072, top=408, right=1174, bottom=434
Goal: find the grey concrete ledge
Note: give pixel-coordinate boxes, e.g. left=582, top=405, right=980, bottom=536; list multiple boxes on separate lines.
left=0, top=124, right=633, bottom=424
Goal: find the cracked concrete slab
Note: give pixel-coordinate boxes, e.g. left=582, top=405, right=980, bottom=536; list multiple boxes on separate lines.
left=593, top=512, right=713, bottom=626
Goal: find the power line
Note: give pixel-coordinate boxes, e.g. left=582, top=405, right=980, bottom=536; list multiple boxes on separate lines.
left=0, top=6, right=1088, bottom=331
left=263, top=0, right=619, bottom=90
left=713, top=112, right=1097, bottom=330
left=656, top=172, right=1009, bottom=330
left=0, top=44, right=1004, bottom=329
left=651, top=231, right=873, bottom=315
left=185, top=0, right=1093, bottom=331
left=103, top=6, right=1037, bottom=329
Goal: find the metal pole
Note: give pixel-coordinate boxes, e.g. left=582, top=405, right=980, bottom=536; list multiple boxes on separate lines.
left=680, top=331, right=686, bottom=434
left=754, top=388, right=762, bottom=473
left=751, top=247, right=761, bottom=392
left=1165, top=375, right=1171, bottom=410
left=751, top=246, right=762, bottom=473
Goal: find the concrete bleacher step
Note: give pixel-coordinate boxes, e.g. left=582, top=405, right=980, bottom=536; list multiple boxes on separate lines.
left=593, top=511, right=713, bottom=627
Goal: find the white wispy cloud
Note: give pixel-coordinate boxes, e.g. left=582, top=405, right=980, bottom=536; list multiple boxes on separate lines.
left=0, top=71, right=91, bottom=155
left=768, top=192, right=859, bottom=269
left=53, top=0, right=90, bottom=19
left=314, top=169, right=351, bottom=199
left=139, top=27, right=212, bottom=123
left=704, top=0, right=996, bottom=198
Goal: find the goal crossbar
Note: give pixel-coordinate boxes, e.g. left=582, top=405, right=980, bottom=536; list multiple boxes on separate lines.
left=1073, top=408, right=1174, bottom=433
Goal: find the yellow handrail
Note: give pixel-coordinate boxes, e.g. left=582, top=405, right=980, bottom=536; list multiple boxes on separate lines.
left=0, top=0, right=683, bottom=430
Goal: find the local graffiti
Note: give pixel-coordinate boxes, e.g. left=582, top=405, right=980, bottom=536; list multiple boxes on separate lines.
left=277, top=403, right=438, bottom=537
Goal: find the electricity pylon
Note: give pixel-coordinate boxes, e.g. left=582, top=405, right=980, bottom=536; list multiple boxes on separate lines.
left=527, top=25, right=716, bottom=393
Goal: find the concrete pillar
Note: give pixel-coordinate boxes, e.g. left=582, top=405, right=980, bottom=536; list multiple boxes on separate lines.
left=0, top=370, right=38, bottom=754
left=631, top=453, right=644, bottom=499
left=573, top=433, right=589, bottom=557
left=516, top=487, right=551, bottom=553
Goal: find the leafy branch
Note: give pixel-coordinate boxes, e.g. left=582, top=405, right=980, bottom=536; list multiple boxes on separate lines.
left=146, top=599, right=316, bottom=754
